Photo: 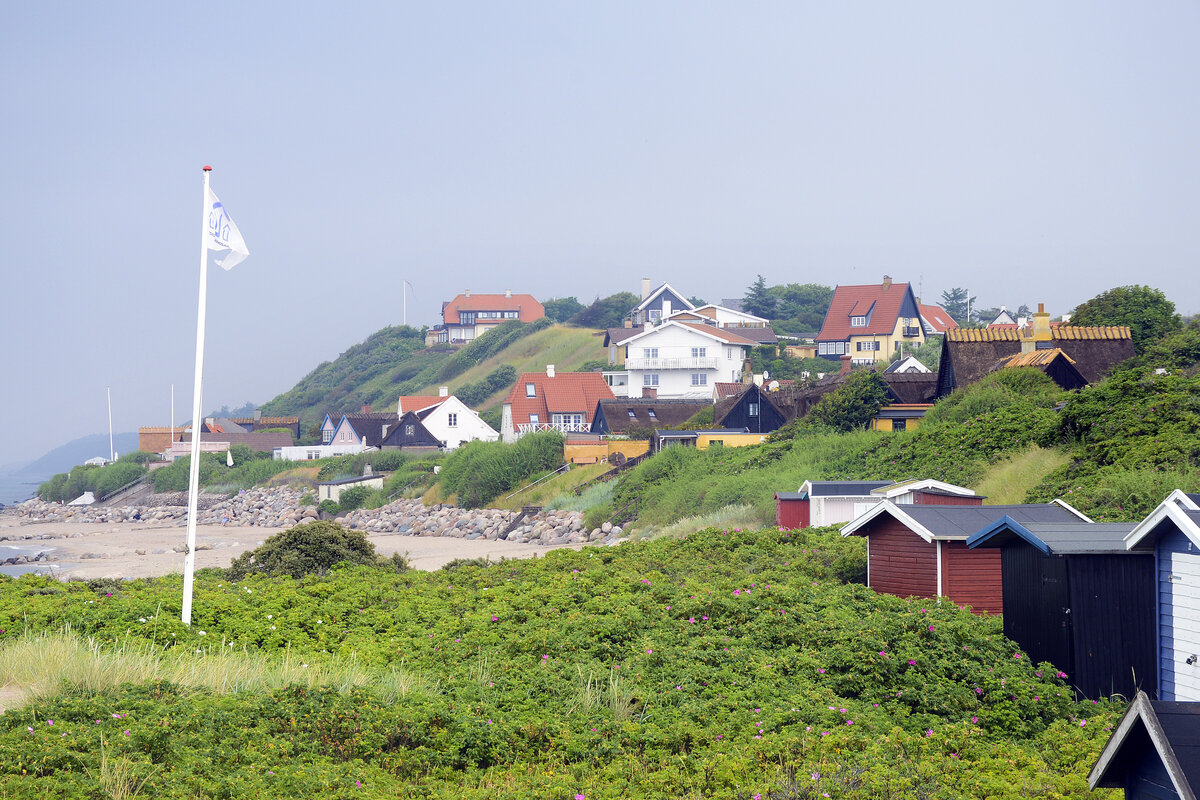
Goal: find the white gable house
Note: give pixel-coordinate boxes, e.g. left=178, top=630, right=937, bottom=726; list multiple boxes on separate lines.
left=418, top=395, right=499, bottom=449
left=616, top=321, right=755, bottom=399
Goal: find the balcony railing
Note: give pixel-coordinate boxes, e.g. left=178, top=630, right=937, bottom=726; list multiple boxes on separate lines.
left=517, top=422, right=592, bottom=435
left=625, top=357, right=719, bottom=371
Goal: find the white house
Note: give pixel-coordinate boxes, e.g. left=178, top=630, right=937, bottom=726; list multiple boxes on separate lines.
left=415, top=394, right=499, bottom=450
left=609, top=321, right=755, bottom=399
left=666, top=304, right=770, bottom=329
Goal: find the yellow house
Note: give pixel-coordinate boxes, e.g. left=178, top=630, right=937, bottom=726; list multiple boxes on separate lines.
left=870, top=404, right=933, bottom=432
left=816, top=277, right=933, bottom=366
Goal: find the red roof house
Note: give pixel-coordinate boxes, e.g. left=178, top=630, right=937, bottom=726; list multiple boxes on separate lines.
left=918, top=303, right=959, bottom=334
left=816, top=277, right=927, bottom=365
left=440, top=291, right=544, bottom=343
left=501, top=366, right=615, bottom=442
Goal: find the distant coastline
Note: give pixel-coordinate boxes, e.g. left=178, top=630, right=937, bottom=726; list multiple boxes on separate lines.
left=0, top=474, right=43, bottom=506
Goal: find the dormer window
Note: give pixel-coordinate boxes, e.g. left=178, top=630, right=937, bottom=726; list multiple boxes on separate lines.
left=628, top=408, right=636, bottom=418
left=526, top=383, right=536, bottom=397
left=851, top=316, right=867, bottom=327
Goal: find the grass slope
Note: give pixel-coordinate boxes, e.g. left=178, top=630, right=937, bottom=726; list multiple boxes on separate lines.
left=973, top=446, right=1071, bottom=506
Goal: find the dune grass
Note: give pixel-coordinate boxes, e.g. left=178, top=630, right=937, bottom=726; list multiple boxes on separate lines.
left=0, top=628, right=424, bottom=710
left=974, top=446, right=1070, bottom=505
left=634, top=503, right=770, bottom=541
left=490, top=462, right=610, bottom=511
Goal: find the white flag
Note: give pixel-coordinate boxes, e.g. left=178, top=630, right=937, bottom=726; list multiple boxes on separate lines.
left=204, top=185, right=249, bottom=270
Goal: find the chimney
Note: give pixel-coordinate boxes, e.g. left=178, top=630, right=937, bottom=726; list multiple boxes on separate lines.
left=641, top=278, right=651, bottom=300
left=742, top=358, right=754, bottom=385
left=642, top=386, right=658, bottom=399
left=505, top=289, right=512, bottom=298
left=546, top=364, right=556, bottom=378
left=882, top=275, right=892, bottom=290
left=439, top=385, right=449, bottom=397
left=464, top=289, right=471, bottom=298
left=840, top=354, right=852, bottom=377
left=662, top=299, right=671, bottom=320
left=205, top=417, right=214, bottom=427
left=253, top=409, right=261, bottom=422
left=1021, top=303, right=1052, bottom=354
left=361, top=403, right=372, bottom=414
left=623, top=319, right=633, bottom=328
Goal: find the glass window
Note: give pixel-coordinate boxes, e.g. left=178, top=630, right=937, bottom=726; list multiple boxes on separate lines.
left=405, top=424, right=415, bottom=436
left=643, top=374, right=659, bottom=387
left=851, top=316, right=867, bottom=327
left=748, top=402, right=759, bottom=416
left=526, top=383, right=536, bottom=397
left=447, top=413, right=458, bottom=427
left=691, top=373, right=707, bottom=385
left=642, top=347, right=658, bottom=358
left=691, top=347, right=707, bottom=358
left=647, top=409, right=657, bottom=419
left=628, top=409, right=636, bottom=418
left=529, top=414, right=539, bottom=425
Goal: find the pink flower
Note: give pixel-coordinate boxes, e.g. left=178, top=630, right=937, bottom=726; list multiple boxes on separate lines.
left=733, top=589, right=741, bottom=596
left=491, top=615, right=498, bottom=622
left=817, top=668, right=826, bottom=674
left=356, top=781, right=362, bottom=788
left=47, top=720, right=53, bottom=726
left=1080, top=719, right=1087, bottom=727
left=928, top=625, right=935, bottom=632
left=541, top=654, right=549, bottom=660
left=576, top=795, right=586, bottom=800
left=907, top=659, right=917, bottom=666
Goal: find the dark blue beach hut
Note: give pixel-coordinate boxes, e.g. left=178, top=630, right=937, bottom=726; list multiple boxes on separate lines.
left=1125, top=491, right=1200, bottom=702
left=966, top=517, right=1156, bottom=700
left=1089, top=691, right=1200, bottom=799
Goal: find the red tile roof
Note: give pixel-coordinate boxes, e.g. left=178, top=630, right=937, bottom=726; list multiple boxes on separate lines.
left=817, top=281, right=918, bottom=341
left=918, top=303, right=958, bottom=333
left=443, top=293, right=544, bottom=324
left=713, top=382, right=745, bottom=400
left=397, top=396, right=445, bottom=414
left=504, top=372, right=615, bottom=427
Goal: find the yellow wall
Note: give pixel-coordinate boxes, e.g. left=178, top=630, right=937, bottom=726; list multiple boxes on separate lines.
left=696, top=432, right=767, bottom=449
left=564, top=439, right=651, bottom=463
left=849, top=317, right=925, bottom=363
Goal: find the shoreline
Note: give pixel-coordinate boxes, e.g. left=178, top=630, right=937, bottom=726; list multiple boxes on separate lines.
left=0, top=518, right=590, bottom=580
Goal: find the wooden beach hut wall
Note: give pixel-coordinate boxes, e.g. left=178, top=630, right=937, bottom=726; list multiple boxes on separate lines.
left=1125, top=491, right=1200, bottom=702
left=841, top=501, right=1090, bottom=615
left=966, top=516, right=1156, bottom=700
left=1088, top=691, right=1200, bottom=800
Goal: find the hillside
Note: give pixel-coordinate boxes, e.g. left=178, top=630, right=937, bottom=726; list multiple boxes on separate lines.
left=259, top=321, right=606, bottom=432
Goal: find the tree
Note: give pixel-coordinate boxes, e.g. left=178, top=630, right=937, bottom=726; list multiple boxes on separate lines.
left=542, top=296, right=585, bottom=323
left=768, top=283, right=835, bottom=334
left=1069, top=285, right=1182, bottom=353
left=742, top=274, right=776, bottom=318
left=568, top=292, right=640, bottom=328
left=687, top=295, right=707, bottom=307
left=805, top=371, right=892, bottom=432
left=939, top=288, right=978, bottom=324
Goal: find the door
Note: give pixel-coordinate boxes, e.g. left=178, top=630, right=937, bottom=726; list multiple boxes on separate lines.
left=1164, top=550, right=1200, bottom=701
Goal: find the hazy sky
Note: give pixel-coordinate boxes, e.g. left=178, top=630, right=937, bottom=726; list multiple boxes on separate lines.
left=2, top=2, right=1197, bottom=466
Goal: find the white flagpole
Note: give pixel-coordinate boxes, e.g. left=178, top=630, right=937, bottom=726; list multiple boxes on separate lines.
left=182, top=165, right=213, bottom=625
left=107, top=387, right=114, bottom=462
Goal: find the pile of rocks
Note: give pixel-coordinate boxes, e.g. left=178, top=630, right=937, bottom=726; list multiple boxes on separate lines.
left=3, top=489, right=625, bottom=546
left=335, top=499, right=622, bottom=545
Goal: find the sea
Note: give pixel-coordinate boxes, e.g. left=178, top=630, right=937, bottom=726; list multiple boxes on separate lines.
left=0, top=474, right=46, bottom=507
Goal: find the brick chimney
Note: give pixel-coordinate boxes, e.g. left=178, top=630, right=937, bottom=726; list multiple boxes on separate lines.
left=361, top=403, right=372, bottom=413
left=840, top=354, right=852, bottom=376
left=642, top=386, right=657, bottom=399
left=546, top=364, right=555, bottom=378
left=742, top=358, right=754, bottom=385
left=882, top=275, right=892, bottom=290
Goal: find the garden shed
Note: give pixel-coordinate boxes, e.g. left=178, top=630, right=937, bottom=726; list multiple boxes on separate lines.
left=966, top=516, right=1155, bottom=700
left=1088, top=690, right=1200, bottom=800
left=1124, top=490, right=1200, bottom=701
left=842, top=501, right=1090, bottom=615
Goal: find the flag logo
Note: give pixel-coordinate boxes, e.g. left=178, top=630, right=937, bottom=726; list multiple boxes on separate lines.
left=204, top=185, right=250, bottom=270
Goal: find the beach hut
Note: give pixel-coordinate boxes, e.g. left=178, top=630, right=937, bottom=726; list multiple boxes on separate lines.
left=1124, top=491, right=1200, bottom=701
left=775, top=479, right=979, bottom=531
left=1088, top=690, right=1200, bottom=799
left=966, top=517, right=1156, bottom=700
left=842, top=501, right=1089, bottom=615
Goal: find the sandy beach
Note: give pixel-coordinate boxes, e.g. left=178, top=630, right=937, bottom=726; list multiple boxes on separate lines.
left=0, top=517, right=587, bottom=580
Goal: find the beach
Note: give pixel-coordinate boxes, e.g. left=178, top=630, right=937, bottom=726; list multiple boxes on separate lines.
left=0, top=518, right=588, bottom=580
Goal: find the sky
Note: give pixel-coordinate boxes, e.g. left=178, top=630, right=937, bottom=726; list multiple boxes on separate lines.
left=1, top=2, right=1198, bottom=467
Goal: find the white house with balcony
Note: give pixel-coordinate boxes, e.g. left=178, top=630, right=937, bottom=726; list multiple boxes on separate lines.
left=500, top=365, right=616, bottom=443
left=605, top=321, right=755, bottom=399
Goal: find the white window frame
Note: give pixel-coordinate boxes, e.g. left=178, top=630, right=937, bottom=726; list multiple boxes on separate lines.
left=643, top=374, right=659, bottom=387
left=691, top=373, right=707, bottom=386
left=691, top=347, right=707, bottom=358
left=642, top=347, right=658, bottom=358
left=851, top=316, right=867, bottom=327
left=526, top=383, right=536, bottom=397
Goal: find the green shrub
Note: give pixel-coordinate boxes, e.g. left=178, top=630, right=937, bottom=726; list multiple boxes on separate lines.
left=438, top=431, right=565, bottom=508
left=224, top=521, right=381, bottom=578
left=317, top=499, right=339, bottom=515
left=336, top=486, right=371, bottom=511
left=457, top=365, right=519, bottom=407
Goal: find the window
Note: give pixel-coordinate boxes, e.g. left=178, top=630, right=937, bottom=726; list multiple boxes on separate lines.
left=553, top=413, right=583, bottom=428
left=647, top=409, right=657, bottom=419
left=691, top=347, right=707, bottom=358
left=322, top=428, right=333, bottom=444
left=726, top=347, right=733, bottom=359
left=643, top=374, right=659, bottom=387
left=851, top=315, right=867, bottom=327
left=405, top=424, right=415, bottom=436
left=628, top=408, right=636, bottom=418
left=307, top=450, right=321, bottom=460
left=691, top=373, right=707, bottom=386
left=526, top=383, right=536, bottom=397
left=447, top=413, right=458, bottom=427
left=529, top=414, right=539, bottom=425
left=857, top=341, right=879, bottom=352
left=818, top=342, right=829, bottom=355
left=642, top=347, right=658, bottom=359
left=748, top=402, right=759, bottom=416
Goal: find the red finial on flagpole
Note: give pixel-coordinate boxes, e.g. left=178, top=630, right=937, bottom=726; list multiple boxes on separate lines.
left=202, top=165, right=212, bottom=171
